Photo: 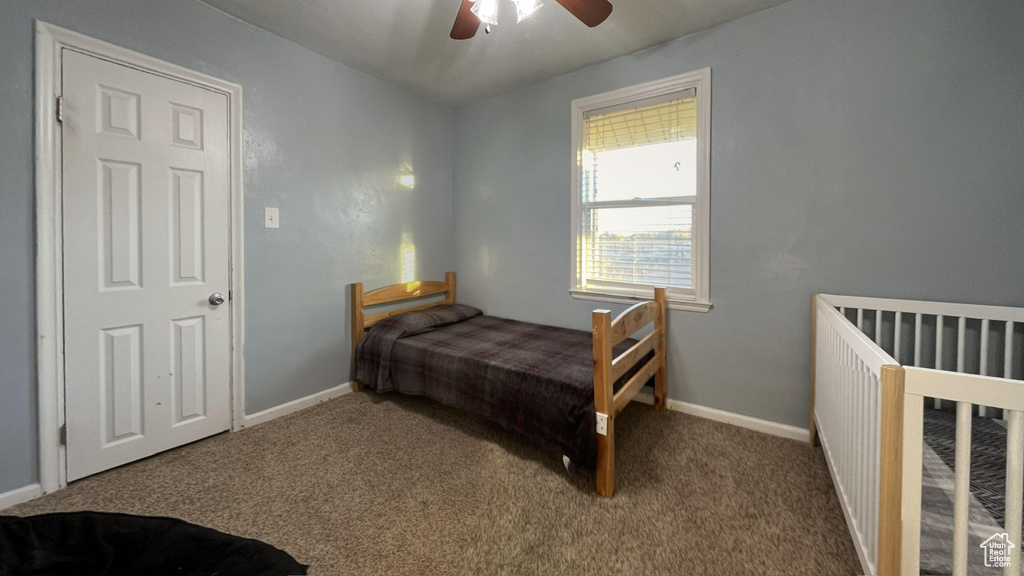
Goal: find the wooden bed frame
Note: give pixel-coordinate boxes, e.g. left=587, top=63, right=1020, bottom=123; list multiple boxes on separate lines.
left=351, top=272, right=667, bottom=497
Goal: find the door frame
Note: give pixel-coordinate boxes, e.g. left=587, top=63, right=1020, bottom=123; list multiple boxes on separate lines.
left=34, top=21, right=245, bottom=494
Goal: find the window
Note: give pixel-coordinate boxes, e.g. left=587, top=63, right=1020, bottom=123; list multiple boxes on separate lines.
left=570, top=69, right=711, bottom=312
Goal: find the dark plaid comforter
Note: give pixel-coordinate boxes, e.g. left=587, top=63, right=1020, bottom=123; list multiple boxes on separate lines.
left=354, top=304, right=644, bottom=469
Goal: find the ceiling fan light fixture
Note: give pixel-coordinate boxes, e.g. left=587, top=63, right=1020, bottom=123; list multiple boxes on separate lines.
left=470, top=0, right=499, bottom=26
left=512, top=0, right=543, bottom=23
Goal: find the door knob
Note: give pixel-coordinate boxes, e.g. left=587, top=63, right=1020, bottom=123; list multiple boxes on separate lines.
left=209, top=293, right=225, bottom=306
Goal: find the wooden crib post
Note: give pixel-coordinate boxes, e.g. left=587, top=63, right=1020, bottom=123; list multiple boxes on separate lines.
left=593, top=309, right=615, bottom=498
left=653, top=287, right=668, bottom=412
left=809, top=295, right=820, bottom=447
left=878, top=364, right=906, bottom=576
left=351, top=282, right=365, bottom=393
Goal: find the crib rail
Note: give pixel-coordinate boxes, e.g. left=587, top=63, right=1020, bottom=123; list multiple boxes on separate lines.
left=814, top=295, right=896, bottom=575
left=821, top=294, right=1024, bottom=416
left=898, top=369, right=1024, bottom=576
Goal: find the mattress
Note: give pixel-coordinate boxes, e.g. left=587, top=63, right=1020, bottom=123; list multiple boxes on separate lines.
left=920, top=408, right=1020, bottom=575
left=354, top=304, right=647, bottom=470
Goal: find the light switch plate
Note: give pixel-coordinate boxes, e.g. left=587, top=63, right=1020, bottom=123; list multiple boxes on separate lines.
left=264, top=207, right=279, bottom=229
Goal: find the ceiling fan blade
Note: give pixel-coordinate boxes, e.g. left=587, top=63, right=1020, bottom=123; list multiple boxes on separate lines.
left=451, top=0, right=480, bottom=39
left=554, top=0, right=613, bottom=27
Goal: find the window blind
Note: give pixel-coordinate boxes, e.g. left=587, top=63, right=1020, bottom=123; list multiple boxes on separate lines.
left=582, top=205, right=694, bottom=289
left=584, top=90, right=697, bottom=153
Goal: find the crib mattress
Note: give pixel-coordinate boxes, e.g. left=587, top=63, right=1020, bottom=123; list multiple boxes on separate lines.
left=920, top=408, right=1016, bottom=575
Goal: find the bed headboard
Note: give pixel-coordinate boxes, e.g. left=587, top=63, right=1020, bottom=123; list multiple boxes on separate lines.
left=351, top=271, right=456, bottom=352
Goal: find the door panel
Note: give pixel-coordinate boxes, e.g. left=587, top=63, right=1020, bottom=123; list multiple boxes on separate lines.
left=99, top=160, right=143, bottom=290
left=100, top=324, right=144, bottom=444
left=170, top=168, right=205, bottom=285
left=62, top=49, right=231, bottom=481
left=171, top=315, right=207, bottom=425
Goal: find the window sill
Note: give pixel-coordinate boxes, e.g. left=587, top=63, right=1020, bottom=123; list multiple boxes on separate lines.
left=569, top=289, right=712, bottom=313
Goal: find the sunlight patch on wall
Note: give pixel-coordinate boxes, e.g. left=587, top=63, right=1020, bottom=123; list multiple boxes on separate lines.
left=400, top=233, right=416, bottom=283
left=398, top=162, right=415, bottom=190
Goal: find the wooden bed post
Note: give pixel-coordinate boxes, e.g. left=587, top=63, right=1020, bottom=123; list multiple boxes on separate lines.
left=809, top=295, right=819, bottom=446
left=444, top=271, right=456, bottom=304
left=351, top=282, right=365, bottom=393
left=593, top=309, right=615, bottom=498
left=653, top=287, right=668, bottom=412
left=878, top=364, right=906, bottom=576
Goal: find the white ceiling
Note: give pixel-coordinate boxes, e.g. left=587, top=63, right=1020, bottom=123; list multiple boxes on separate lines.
left=200, top=0, right=789, bottom=108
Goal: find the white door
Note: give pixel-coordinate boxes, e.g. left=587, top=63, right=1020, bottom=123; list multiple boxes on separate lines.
left=62, top=49, right=232, bottom=481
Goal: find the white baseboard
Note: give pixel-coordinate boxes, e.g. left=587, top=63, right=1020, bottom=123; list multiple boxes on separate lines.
left=0, top=483, right=42, bottom=511
left=240, top=382, right=353, bottom=429
left=633, top=392, right=809, bottom=442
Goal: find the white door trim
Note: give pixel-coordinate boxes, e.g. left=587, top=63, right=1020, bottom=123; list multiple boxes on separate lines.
left=34, top=21, right=245, bottom=495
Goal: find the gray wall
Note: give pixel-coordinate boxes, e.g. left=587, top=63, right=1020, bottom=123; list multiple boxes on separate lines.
left=0, top=0, right=453, bottom=493
left=452, top=0, right=1024, bottom=429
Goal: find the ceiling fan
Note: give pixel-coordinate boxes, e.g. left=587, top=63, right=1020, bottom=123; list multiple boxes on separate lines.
left=450, top=0, right=613, bottom=39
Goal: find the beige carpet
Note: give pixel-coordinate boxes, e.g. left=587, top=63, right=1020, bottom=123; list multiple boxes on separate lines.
left=9, top=393, right=860, bottom=575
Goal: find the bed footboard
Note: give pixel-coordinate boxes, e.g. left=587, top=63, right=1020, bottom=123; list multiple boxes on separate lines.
left=592, top=287, right=668, bottom=498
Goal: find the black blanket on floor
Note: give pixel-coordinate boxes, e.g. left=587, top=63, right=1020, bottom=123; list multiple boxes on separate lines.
left=0, top=512, right=308, bottom=576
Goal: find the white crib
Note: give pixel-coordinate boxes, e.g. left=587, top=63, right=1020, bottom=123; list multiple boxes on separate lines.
left=811, top=294, right=1024, bottom=576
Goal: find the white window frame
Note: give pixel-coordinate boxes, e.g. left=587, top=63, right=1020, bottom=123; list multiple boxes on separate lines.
left=569, top=68, right=712, bottom=312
